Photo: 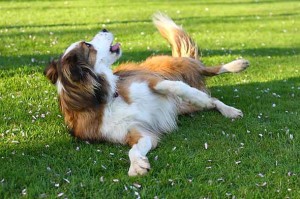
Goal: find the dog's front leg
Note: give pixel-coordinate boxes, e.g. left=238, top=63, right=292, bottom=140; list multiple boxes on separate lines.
left=127, top=133, right=154, bottom=176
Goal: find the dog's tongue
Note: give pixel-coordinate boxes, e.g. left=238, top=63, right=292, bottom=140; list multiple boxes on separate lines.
left=111, top=43, right=120, bottom=51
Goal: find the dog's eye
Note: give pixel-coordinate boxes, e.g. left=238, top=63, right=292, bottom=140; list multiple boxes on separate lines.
left=84, top=42, right=92, bottom=48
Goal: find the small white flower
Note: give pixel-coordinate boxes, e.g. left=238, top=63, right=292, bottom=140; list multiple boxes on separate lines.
left=133, top=183, right=141, bottom=188
left=235, top=161, right=241, bottom=165
left=256, top=182, right=267, bottom=187
left=134, top=191, right=140, bottom=196
left=258, top=173, right=264, bottom=177
left=204, top=142, right=208, bottom=150
left=217, top=178, right=224, bottom=182
left=100, top=176, right=104, bottom=182
left=22, top=189, right=27, bottom=195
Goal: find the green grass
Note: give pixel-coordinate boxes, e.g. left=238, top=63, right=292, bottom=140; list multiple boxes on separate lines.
left=0, top=0, right=299, bottom=198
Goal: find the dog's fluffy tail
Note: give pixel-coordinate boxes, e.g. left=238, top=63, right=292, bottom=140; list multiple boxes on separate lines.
left=153, top=12, right=199, bottom=60
left=153, top=13, right=249, bottom=77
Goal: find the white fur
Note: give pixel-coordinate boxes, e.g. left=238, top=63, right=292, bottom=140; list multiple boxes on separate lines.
left=62, top=41, right=80, bottom=58
left=90, top=31, right=121, bottom=96
left=99, top=81, right=178, bottom=175
left=56, top=80, right=65, bottom=94
left=153, top=12, right=180, bottom=30
left=90, top=31, right=122, bottom=69
left=100, top=82, right=178, bottom=145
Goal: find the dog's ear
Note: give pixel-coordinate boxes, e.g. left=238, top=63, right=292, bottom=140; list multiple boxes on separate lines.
left=65, top=53, right=85, bottom=82
left=44, top=59, right=58, bottom=84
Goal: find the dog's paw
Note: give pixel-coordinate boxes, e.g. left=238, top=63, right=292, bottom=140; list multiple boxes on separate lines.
left=235, top=59, right=250, bottom=71
left=223, top=59, right=250, bottom=73
left=222, top=106, right=243, bottom=119
left=128, top=156, right=150, bottom=176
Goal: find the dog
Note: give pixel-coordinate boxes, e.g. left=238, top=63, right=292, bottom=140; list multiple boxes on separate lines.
left=44, top=13, right=249, bottom=176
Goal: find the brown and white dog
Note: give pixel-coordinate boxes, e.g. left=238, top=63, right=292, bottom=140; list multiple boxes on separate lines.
left=44, top=13, right=249, bottom=176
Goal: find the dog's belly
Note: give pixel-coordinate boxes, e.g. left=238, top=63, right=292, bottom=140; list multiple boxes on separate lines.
left=100, top=82, right=178, bottom=144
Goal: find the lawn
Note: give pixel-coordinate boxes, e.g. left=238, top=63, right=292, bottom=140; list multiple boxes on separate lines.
left=0, top=0, right=299, bottom=198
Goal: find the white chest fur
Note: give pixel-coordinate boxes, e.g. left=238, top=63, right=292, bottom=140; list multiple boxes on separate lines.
left=100, top=82, right=178, bottom=144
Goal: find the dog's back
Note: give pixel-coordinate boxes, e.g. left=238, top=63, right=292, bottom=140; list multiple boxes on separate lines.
left=115, top=13, right=229, bottom=93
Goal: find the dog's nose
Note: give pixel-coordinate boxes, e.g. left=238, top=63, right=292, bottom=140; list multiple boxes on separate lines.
left=101, top=29, right=108, bottom=32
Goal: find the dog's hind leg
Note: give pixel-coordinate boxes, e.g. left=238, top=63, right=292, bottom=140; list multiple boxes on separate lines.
left=154, top=80, right=214, bottom=109
left=154, top=80, right=243, bottom=118
left=200, top=59, right=250, bottom=77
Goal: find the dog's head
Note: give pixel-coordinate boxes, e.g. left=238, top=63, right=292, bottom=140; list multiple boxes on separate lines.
left=44, top=29, right=121, bottom=110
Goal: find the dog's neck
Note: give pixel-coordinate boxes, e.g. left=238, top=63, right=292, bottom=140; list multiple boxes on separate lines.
left=94, top=63, right=119, bottom=101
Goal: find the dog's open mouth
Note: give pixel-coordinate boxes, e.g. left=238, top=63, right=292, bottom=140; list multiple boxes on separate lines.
left=110, top=43, right=120, bottom=54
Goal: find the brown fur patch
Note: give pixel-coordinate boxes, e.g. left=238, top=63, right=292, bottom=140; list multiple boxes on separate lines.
left=125, top=129, right=142, bottom=146
left=82, top=42, right=97, bottom=67
left=63, top=104, right=105, bottom=141
left=44, top=59, right=58, bottom=84
left=114, top=55, right=208, bottom=93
